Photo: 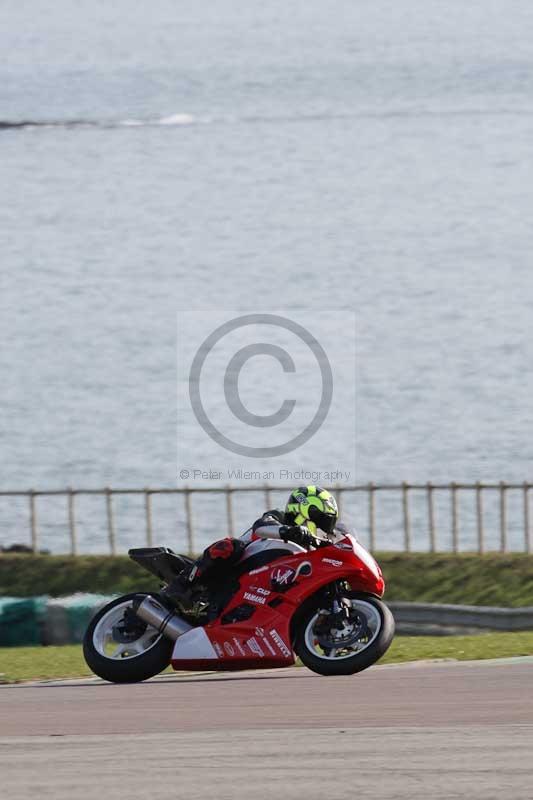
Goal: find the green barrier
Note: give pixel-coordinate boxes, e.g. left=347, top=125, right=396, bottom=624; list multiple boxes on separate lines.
left=59, top=595, right=110, bottom=644
left=0, top=594, right=112, bottom=647
left=0, top=597, right=47, bottom=646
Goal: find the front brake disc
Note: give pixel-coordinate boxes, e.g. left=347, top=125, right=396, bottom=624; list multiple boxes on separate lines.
left=315, top=611, right=369, bottom=649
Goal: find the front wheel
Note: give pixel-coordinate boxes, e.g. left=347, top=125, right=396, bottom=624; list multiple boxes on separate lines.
left=83, top=593, right=174, bottom=683
left=294, top=592, right=395, bottom=676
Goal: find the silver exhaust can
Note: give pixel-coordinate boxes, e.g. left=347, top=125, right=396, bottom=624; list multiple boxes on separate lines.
left=135, top=595, right=193, bottom=641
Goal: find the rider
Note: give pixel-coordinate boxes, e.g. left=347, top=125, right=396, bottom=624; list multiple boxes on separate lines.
left=166, top=485, right=339, bottom=608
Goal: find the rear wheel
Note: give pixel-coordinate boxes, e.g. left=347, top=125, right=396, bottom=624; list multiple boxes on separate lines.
left=83, top=593, right=173, bottom=683
left=294, top=592, right=395, bottom=676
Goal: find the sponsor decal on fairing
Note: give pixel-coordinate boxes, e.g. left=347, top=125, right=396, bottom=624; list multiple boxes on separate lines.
left=223, top=641, right=235, bottom=656
left=244, top=591, right=267, bottom=605
left=270, top=560, right=313, bottom=591
left=262, top=636, right=277, bottom=656
left=270, top=629, right=291, bottom=658
left=270, top=566, right=296, bottom=588
left=246, top=637, right=265, bottom=657
left=322, top=557, right=343, bottom=567
left=233, top=638, right=246, bottom=656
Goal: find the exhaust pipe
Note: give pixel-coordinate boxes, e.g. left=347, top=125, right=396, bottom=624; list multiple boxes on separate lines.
left=135, top=595, right=193, bottom=641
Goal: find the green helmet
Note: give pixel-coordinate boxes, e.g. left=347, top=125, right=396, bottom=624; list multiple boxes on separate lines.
left=285, top=486, right=338, bottom=535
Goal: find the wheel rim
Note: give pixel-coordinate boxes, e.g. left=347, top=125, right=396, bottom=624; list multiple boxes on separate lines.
left=92, top=600, right=163, bottom=660
left=303, top=599, right=382, bottom=661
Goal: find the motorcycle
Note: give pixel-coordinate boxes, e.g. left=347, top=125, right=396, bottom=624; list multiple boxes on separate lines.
left=83, top=531, right=395, bottom=681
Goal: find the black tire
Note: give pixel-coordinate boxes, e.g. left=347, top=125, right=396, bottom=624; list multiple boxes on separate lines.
left=294, top=592, right=395, bottom=676
left=83, top=593, right=174, bottom=683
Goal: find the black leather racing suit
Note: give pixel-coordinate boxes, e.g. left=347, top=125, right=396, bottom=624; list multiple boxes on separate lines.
left=186, top=509, right=292, bottom=585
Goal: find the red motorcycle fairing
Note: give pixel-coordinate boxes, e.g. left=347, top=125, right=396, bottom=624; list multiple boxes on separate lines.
left=170, top=535, right=385, bottom=672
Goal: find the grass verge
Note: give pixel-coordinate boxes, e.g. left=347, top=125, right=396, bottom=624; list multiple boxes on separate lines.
left=379, top=631, right=533, bottom=664
left=2, top=631, right=533, bottom=683
left=3, top=552, right=533, bottom=606
left=0, top=644, right=92, bottom=683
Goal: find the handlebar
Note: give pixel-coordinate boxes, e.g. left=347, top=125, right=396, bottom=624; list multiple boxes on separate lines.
left=313, top=536, right=333, bottom=549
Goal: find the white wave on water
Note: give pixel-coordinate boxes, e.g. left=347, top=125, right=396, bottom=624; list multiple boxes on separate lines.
left=156, top=113, right=196, bottom=126
left=120, top=113, right=196, bottom=127
left=0, top=113, right=198, bottom=131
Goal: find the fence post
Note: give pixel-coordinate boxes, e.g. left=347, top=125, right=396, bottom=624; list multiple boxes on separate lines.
left=335, top=484, right=343, bottom=518
left=451, top=482, right=458, bottom=553
left=402, top=482, right=411, bottom=551
left=226, top=486, right=234, bottom=535
left=184, top=489, right=194, bottom=555
left=67, top=488, right=77, bottom=556
left=476, top=482, right=484, bottom=554
left=368, top=482, right=376, bottom=550
left=29, top=490, right=37, bottom=553
left=105, top=488, right=116, bottom=555
left=499, top=481, right=507, bottom=553
left=524, top=482, right=531, bottom=554
left=426, top=482, right=436, bottom=552
left=144, top=489, right=153, bottom=547
left=264, top=485, right=272, bottom=510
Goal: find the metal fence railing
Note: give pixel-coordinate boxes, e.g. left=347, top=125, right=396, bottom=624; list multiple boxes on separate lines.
left=1, top=482, right=532, bottom=556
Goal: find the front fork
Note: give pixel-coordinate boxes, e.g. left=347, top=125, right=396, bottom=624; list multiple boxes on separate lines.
left=324, top=581, right=352, bottom=625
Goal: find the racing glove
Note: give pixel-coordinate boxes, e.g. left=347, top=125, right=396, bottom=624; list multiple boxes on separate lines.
left=279, top=525, right=316, bottom=549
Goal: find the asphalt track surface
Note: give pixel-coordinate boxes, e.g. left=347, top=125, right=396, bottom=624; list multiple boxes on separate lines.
left=2, top=658, right=533, bottom=800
